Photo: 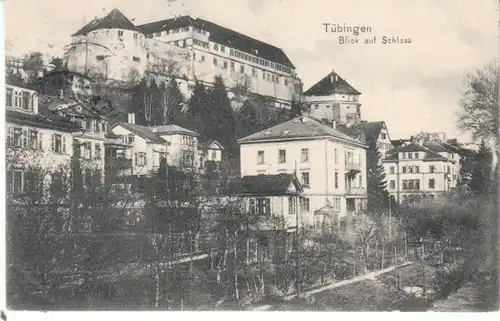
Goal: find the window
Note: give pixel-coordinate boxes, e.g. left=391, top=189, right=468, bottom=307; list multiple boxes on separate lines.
left=447, top=166, right=450, bottom=174
left=415, top=180, right=420, bottom=190
left=213, top=57, right=217, bottom=66
left=255, top=198, right=271, bottom=216
left=6, top=88, right=12, bottom=107
left=301, top=172, right=310, bottom=187
left=288, top=197, right=296, bottom=214
left=334, top=171, right=339, bottom=188
left=334, top=149, right=338, bottom=164
left=29, top=130, right=38, bottom=150
left=402, top=153, right=406, bottom=159
left=429, top=165, right=435, bottom=173
left=408, top=152, right=413, bottom=159
left=389, top=166, right=395, bottom=174
left=231, top=61, right=235, bottom=71
left=95, top=144, right=102, bottom=160
left=278, top=149, right=286, bottom=164
left=299, top=197, right=310, bottom=212
left=284, top=79, right=288, bottom=86
left=409, top=166, right=413, bottom=174
left=390, top=180, right=395, bottom=189
left=214, top=44, right=219, bottom=51
left=118, top=30, right=124, bottom=37
left=81, top=142, right=92, bottom=159
left=155, top=32, right=161, bottom=37
left=358, top=175, right=362, bottom=187
left=182, top=151, right=193, bottom=167
left=133, top=33, right=138, bottom=39
left=128, top=134, right=135, bottom=144
left=252, top=68, right=256, bottom=77
left=223, top=61, right=228, bottom=69
left=402, top=166, right=407, bottom=174
left=211, top=150, right=217, bottom=160
left=135, top=152, right=146, bottom=166
left=240, top=65, right=244, bottom=73
left=12, top=127, right=22, bottom=147
left=133, top=56, right=140, bottom=62
left=415, top=166, right=419, bottom=173
left=381, top=133, right=387, bottom=139
left=51, top=134, right=64, bottom=153
left=220, top=46, right=225, bottom=52
left=301, top=148, right=309, bottom=162
left=7, top=170, right=24, bottom=194
left=332, top=197, right=341, bottom=212
left=257, top=151, right=264, bottom=164
left=262, top=71, right=265, bottom=80
left=429, top=178, right=435, bottom=189
left=414, top=152, right=419, bottom=159
left=402, top=180, right=408, bottom=190
left=201, top=55, right=205, bottom=62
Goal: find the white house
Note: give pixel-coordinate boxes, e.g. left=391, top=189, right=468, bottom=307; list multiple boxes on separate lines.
left=238, top=115, right=368, bottom=230
left=383, top=142, right=461, bottom=203
left=198, top=140, right=224, bottom=170
left=5, top=84, right=81, bottom=194
left=63, top=9, right=301, bottom=108
left=229, top=173, right=304, bottom=261
left=111, top=114, right=204, bottom=178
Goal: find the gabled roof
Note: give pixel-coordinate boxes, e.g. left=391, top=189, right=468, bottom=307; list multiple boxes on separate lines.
left=230, top=173, right=303, bottom=196
left=6, top=109, right=81, bottom=133
left=337, top=121, right=386, bottom=143
left=303, top=71, right=361, bottom=96
left=383, top=142, right=449, bottom=162
left=137, top=16, right=295, bottom=68
left=72, top=9, right=139, bottom=36
left=423, top=142, right=452, bottom=153
left=238, top=116, right=364, bottom=146
left=152, top=124, right=198, bottom=136
left=114, top=123, right=166, bottom=143
left=198, top=140, right=224, bottom=150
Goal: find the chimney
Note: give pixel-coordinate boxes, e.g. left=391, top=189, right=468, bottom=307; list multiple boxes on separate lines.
left=128, top=113, right=135, bottom=124
left=332, top=120, right=336, bottom=129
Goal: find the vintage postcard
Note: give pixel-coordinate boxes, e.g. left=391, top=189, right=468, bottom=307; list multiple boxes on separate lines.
left=1, top=0, right=499, bottom=318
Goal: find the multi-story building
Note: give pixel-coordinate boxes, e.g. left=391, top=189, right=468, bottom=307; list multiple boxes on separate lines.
left=337, top=121, right=393, bottom=159
left=111, top=113, right=218, bottom=178
left=303, top=70, right=362, bottom=127
left=41, top=95, right=109, bottom=183
left=238, top=115, right=367, bottom=230
left=5, top=84, right=81, bottom=194
left=230, top=173, right=303, bottom=261
left=383, top=141, right=461, bottom=203
left=64, top=9, right=300, bottom=108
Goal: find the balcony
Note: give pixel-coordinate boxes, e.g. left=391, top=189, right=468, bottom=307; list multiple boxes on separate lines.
left=105, top=157, right=133, bottom=172
left=345, top=186, right=366, bottom=197
left=345, top=162, right=361, bottom=173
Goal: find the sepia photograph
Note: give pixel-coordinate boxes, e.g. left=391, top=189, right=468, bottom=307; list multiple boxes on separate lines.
left=1, top=0, right=499, bottom=316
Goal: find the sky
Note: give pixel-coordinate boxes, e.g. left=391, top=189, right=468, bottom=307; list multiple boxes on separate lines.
left=4, top=0, right=499, bottom=141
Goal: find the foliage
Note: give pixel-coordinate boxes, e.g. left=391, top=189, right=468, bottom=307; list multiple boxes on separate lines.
left=469, top=140, right=493, bottom=195
left=366, top=136, right=389, bottom=214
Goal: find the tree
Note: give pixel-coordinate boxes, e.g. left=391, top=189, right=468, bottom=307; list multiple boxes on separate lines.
left=188, top=81, right=209, bottom=136
left=160, top=78, right=185, bottom=125
left=469, top=140, right=493, bottom=195
left=238, top=100, right=259, bottom=139
left=5, top=69, right=25, bottom=87
left=457, top=62, right=499, bottom=177
left=206, top=76, right=236, bottom=152
left=23, top=51, right=45, bottom=83
left=50, top=57, right=64, bottom=72
left=290, top=98, right=307, bottom=119
left=366, top=136, right=389, bottom=214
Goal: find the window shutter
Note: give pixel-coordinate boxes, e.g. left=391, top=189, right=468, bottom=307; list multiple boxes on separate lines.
left=249, top=199, right=255, bottom=215
left=144, top=153, right=147, bottom=165
left=265, top=199, right=271, bottom=215
left=62, top=136, right=66, bottom=154
left=50, top=134, right=55, bottom=151
left=134, top=153, right=138, bottom=165
left=38, top=133, right=43, bottom=151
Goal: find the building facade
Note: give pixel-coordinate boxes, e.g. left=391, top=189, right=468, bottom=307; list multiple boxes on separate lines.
left=63, top=9, right=300, bottom=108
left=5, top=84, right=81, bottom=194
left=303, top=71, right=362, bottom=127
left=238, top=115, right=367, bottom=230
left=383, top=142, right=461, bottom=203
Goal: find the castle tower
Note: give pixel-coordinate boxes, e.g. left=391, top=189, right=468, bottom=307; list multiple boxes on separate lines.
left=302, top=70, right=362, bottom=126
left=64, top=8, right=147, bottom=82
